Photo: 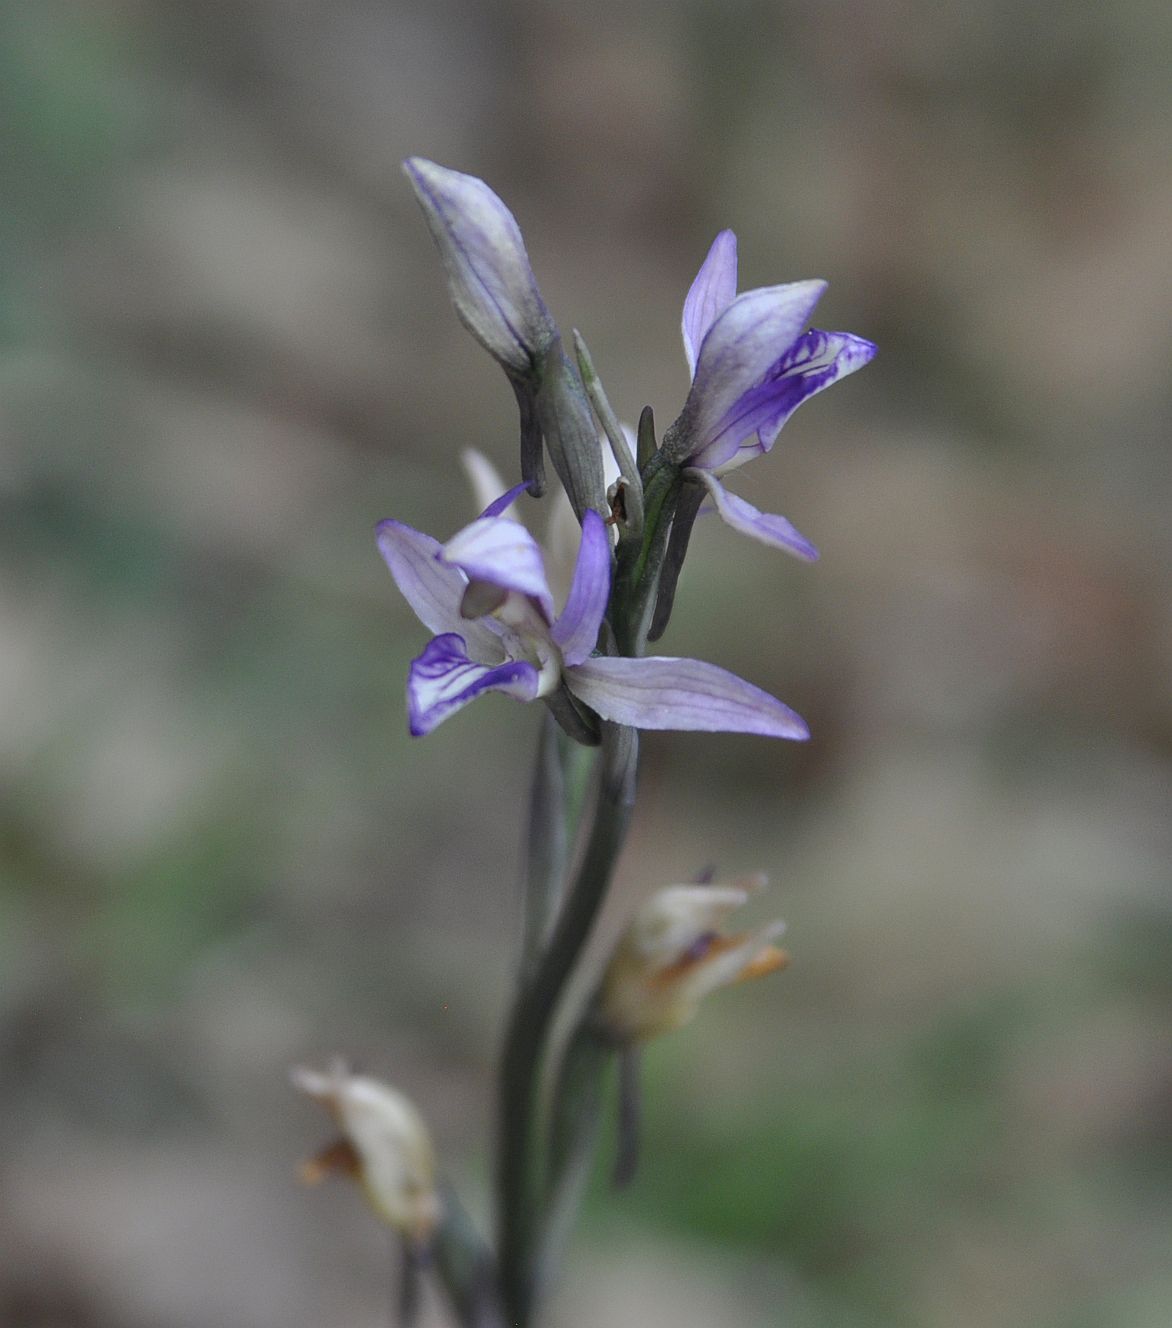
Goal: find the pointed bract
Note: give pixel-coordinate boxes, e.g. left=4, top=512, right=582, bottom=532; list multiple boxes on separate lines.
left=535, top=347, right=609, bottom=524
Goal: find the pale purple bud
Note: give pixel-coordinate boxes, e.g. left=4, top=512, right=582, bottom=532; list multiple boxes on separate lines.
left=404, top=157, right=557, bottom=374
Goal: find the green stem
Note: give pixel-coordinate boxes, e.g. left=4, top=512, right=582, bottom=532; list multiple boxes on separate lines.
left=496, top=722, right=639, bottom=1327
left=538, top=1020, right=615, bottom=1295
left=433, top=1183, right=507, bottom=1328
left=520, top=716, right=598, bottom=981
left=612, top=1046, right=643, bottom=1189
left=614, top=455, right=682, bottom=655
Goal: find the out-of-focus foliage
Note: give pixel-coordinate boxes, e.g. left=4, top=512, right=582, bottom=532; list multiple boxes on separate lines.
left=1, top=2, right=1168, bottom=1326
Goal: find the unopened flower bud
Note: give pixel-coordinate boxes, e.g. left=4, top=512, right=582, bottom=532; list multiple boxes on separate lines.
left=404, top=157, right=609, bottom=505
left=292, top=1059, right=442, bottom=1246
left=599, top=876, right=788, bottom=1043
left=403, top=157, right=557, bottom=376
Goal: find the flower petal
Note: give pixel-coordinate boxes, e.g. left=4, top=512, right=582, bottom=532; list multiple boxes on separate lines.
left=707, top=434, right=768, bottom=475
left=403, top=158, right=556, bottom=373
left=684, top=920, right=788, bottom=1001
left=682, top=230, right=738, bottom=379
left=680, top=280, right=826, bottom=459
left=628, top=883, right=757, bottom=962
left=480, top=480, right=532, bottom=520
left=690, top=328, right=875, bottom=471
left=441, top=517, right=555, bottom=623
left=462, top=447, right=509, bottom=513
left=684, top=924, right=791, bottom=998
left=687, top=470, right=818, bottom=562
left=755, top=329, right=877, bottom=449
left=686, top=374, right=813, bottom=472
left=461, top=447, right=531, bottom=519
left=565, top=656, right=809, bottom=739
left=407, top=633, right=539, bottom=736
left=376, top=519, right=504, bottom=662
left=551, top=509, right=612, bottom=666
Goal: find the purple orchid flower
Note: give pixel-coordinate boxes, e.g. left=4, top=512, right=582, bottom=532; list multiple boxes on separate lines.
left=377, top=508, right=808, bottom=740
left=665, top=230, right=876, bottom=561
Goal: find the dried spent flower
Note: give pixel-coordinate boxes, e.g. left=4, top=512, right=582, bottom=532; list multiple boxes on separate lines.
left=292, top=1059, right=442, bottom=1246
left=599, top=876, right=789, bottom=1043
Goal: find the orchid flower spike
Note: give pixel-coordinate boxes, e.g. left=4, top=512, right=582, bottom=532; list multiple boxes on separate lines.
left=292, top=1059, right=442, bottom=1247
left=377, top=505, right=809, bottom=740
left=403, top=158, right=605, bottom=518
left=598, top=876, right=789, bottom=1043
left=662, top=229, right=876, bottom=561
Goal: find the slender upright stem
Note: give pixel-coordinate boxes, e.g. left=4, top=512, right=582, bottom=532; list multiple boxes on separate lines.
left=520, top=716, right=597, bottom=980
left=433, top=1183, right=508, bottom=1328
left=397, top=1237, right=420, bottom=1328
left=496, top=722, right=639, bottom=1327
left=520, top=715, right=570, bottom=981
left=612, top=1047, right=642, bottom=1189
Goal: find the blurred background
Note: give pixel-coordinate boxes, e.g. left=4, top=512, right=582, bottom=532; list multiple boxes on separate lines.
left=2, top=1, right=1170, bottom=1325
